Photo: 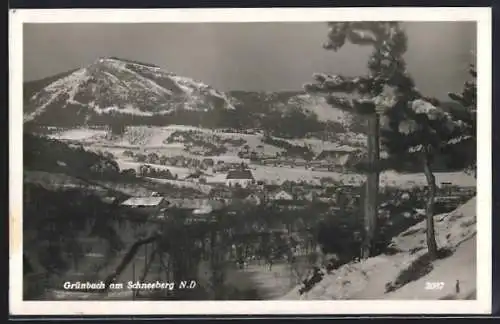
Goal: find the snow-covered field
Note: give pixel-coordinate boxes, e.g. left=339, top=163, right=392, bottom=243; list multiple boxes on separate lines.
left=250, top=165, right=362, bottom=185
left=115, top=158, right=476, bottom=189
left=47, top=125, right=359, bottom=156
left=291, top=139, right=361, bottom=153
left=47, top=128, right=108, bottom=142
left=48, top=126, right=476, bottom=188
left=380, top=171, right=476, bottom=189
left=145, top=177, right=212, bottom=194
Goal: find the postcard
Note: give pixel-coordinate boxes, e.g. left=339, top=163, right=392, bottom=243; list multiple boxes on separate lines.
left=9, top=7, right=492, bottom=315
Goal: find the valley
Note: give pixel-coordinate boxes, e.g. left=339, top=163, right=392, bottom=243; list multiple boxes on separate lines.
left=21, top=54, right=477, bottom=302
left=43, top=125, right=474, bottom=188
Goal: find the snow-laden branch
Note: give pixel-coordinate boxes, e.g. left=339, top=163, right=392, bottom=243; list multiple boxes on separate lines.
left=382, top=98, right=473, bottom=156
left=304, top=73, right=368, bottom=94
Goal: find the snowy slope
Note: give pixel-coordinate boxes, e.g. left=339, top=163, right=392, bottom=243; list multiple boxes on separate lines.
left=289, top=94, right=354, bottom=126
left=24, top=57, right=236, bottom=123
left=384, top=235, right=476, bottom=300
left=280, top=197, right=477, bottom=300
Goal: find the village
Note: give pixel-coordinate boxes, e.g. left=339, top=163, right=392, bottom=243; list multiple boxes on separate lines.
left=22, top=136, right=476, bottom=300
left=22, top=122, right=477, bottom=301
left=96, top=156, right=476, bottom=267
left=111, top=142, right=475, bottom=218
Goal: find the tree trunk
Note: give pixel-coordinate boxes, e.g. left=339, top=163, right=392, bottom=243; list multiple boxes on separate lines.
left=134, top=246, right=158, bottom=298
left=361, top=114, right=380, bottom=259
left=208, top=227, right=218, bottom=299
left=102, top=234, right=160, bottom=291
left=423, top=153, right=438, bottom=260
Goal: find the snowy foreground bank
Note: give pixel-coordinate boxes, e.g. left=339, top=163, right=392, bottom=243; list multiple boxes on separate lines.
left=280, top=197, right=477, bottom=300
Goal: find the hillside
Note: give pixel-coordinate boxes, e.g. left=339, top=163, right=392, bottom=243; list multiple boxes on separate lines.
left=227, top=90, right=367, bottom=136
left=23, top=132, right=206, bottom=198
left=23, top=57, right=236, bottom=124
left=23, top=57, right=368, bottom=139
left=24, top=69, right=79, bottom=105
left=23, top=132, right=120, bottom=176
left=281, top=197, right=477, bottom=300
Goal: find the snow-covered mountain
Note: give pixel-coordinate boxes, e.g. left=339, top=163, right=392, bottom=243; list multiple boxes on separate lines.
left=23, top=57, right=365, bottom=139
left=24, top=57, right=237, bottom=123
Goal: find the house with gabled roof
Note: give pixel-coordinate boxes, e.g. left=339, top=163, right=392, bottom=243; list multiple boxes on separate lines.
left=121, top=196, right=166, bottom=208
left=269, top=190, right=294, bottom=202
left=225, top=169, right=255, bottom=188
left=120, top=196, right=170, bottom=218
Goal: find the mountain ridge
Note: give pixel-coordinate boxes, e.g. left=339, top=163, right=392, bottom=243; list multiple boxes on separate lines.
left=25, top=57, right=239, bottom=123
left=23, top=57, right=363, bottom=139
left=23, top=57, right=468, bottom=141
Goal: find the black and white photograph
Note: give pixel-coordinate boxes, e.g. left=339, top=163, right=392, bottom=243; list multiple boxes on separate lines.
left=9, top=8, right=492, bottom=315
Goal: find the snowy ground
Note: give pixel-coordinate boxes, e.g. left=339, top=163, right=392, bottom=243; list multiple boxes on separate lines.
left=47, top=126, right=476, bottom=189
left=280, top=197, right=477, bottom=300
left=379, top=171, right=476, bottom=189
left=46, top=128, right=108, bottom=141
left=116, top=158, right=475, bottom=188
left=145, top=177, right=212, bottom=194
left=47, top=125, right=358, bottom=157
left=385, top=236, right=476, bottom=300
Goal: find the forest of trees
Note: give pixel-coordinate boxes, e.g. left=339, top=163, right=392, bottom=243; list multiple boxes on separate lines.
left=23, top=132, right=120, bottom=178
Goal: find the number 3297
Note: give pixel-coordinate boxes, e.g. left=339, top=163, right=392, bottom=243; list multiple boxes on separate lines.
left=425, top=282, right=445, bottom=290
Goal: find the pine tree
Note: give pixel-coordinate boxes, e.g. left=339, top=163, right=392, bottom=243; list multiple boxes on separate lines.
left=380, top=98, right=470, bottom=259
left=448, top=62, right=477, bottom=178
left=304, top=22, right=416, bottom=259
left=372, top=53, right=473, bottom=261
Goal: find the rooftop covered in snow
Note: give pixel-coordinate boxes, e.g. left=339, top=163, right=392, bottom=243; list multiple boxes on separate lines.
left=226, top=169, right=254, bottom=180
left=120, top=196, right=166, bottom=207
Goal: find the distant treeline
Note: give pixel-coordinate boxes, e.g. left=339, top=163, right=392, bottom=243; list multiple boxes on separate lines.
left=26, top=105, right=340, bottom=139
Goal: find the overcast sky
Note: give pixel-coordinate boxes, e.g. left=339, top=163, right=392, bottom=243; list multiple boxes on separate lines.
left=23, top=22, right=476, bottom=100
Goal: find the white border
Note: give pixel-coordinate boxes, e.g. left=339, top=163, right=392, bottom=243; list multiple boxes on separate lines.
left=9, top=7, right=492, bottom=315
